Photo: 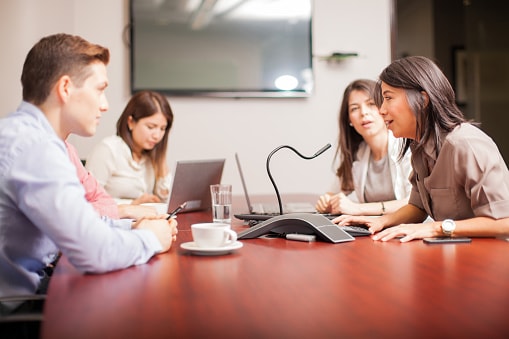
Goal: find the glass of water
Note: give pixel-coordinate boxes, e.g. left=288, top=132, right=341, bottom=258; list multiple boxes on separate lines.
left=210, top=184, right=232, bottom=224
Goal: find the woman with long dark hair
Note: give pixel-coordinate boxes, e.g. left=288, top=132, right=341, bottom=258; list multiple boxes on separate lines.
left=316, top=79, right=412, bottom=216
left=335, top=56, right=509, bottom=241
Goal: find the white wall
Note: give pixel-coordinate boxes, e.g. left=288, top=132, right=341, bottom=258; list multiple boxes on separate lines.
left=0, top=0, right=392, bottom=198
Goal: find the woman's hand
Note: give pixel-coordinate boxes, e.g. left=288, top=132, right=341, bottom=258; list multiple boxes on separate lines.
left=131, top=193, right=161, bottom=205
left=315, top=193, right=333, bottom=213
left=372, top=222, right=441, bottom=242
left=329, top=193, right=363, bottom=215
left=320, top=192, right=362, bottom=215
left=333, top=214, right=384, bottom=234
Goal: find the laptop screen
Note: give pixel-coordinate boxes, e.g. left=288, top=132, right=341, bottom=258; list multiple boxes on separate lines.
left=167, top=159, right=225, bottom=213
left=235, top=153, right=254, bottom=213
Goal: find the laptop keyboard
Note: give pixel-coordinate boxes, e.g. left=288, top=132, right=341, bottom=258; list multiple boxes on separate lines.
left=339, top=226, right=371, bottom=237
left=251, top=203, right=281, bottom=214
left=251, top=202, right=316, bottom=214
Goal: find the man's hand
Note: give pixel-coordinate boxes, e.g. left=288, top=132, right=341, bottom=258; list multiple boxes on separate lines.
left=135, top=216, right=178, bottom=253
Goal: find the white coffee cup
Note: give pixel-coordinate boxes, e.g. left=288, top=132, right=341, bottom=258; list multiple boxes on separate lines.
left=191, top=223, right=237, bottom=248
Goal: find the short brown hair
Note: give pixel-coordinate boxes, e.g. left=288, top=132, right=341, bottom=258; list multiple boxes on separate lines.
left=21, top=33, right=110, bottom=105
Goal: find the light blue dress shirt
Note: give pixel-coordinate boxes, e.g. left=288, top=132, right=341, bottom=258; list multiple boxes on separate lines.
left=0, top=102, right=162, bottom=310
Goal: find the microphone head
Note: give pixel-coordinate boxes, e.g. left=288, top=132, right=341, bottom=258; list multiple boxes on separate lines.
left=313, top=143, right=332, bottom=157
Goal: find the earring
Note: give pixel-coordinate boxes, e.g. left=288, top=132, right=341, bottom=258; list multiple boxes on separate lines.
left=349, top=122, right=353, bottom=127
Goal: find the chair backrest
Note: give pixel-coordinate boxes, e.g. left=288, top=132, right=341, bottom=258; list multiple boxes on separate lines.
left=0, top=294, right=46, bottom=339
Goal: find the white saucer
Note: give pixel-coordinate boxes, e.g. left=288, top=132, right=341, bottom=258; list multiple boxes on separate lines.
left=180, top=241, right=243, bottom=256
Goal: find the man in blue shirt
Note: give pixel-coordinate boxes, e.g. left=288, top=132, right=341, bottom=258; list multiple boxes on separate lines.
left=0, top=33, right=178, bottom=314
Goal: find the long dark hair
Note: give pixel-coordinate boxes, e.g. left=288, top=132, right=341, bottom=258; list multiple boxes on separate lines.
left=374, top=56, right=466, bottom=158
left=116, top=91, right=174, bottom=179
left=335, top=79, right=377, bottom=193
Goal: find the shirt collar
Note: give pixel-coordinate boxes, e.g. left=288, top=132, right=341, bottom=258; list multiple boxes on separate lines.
left=17, top=101, right=56, bottom=136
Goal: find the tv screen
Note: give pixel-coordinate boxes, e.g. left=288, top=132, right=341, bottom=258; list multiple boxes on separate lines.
left=129, top=0, right=313, bottom=98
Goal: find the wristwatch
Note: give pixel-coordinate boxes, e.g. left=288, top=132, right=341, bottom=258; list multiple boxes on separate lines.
left=441, top=219, right=456, bottom=236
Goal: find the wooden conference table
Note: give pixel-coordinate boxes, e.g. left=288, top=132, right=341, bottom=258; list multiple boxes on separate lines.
left=41, top=195, right=509, bottom=338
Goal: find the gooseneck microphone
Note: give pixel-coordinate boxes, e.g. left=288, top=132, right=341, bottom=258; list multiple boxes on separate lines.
left=266, top=143, right=332, bottom=215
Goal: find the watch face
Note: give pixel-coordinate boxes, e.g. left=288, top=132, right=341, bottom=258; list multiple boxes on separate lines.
left=443, top=219, right=455, bottom=232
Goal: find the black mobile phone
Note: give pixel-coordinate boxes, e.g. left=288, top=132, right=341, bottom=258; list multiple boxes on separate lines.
left=423, top=237, right=472, bottom=244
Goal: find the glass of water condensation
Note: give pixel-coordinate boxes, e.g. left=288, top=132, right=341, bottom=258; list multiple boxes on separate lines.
left=210, top=184, right=232, bottom=224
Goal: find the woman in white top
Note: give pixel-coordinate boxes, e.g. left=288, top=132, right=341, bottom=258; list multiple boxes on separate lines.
left=86, top=91, right=173, bottom=204
left=316, top=79, right=412, bottom=216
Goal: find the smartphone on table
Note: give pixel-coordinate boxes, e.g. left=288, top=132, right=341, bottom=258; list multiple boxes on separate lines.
left=423, top=237, right=472, bottom=244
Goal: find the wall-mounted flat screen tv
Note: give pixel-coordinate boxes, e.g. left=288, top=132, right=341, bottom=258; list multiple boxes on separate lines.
left=130, top=0, right=313, bottom=98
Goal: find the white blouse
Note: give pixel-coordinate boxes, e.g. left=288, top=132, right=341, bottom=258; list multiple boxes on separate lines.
left=85, top=135, right=171, bottom=202
left=330, top=131, right=412, bottom=203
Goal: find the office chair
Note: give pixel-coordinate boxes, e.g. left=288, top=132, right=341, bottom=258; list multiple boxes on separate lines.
left=0, top=294, right=46, bottom=339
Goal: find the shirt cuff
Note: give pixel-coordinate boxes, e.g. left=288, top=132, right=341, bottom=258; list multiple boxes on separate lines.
left=109, top=217, right=134, bottom=230
left=133, top=229, right=164, bottom=254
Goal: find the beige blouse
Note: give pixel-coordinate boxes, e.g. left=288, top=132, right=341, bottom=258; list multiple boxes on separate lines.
left=409, top=123, right=509, bottom=221
left=85, top=135, right=171, bottom=202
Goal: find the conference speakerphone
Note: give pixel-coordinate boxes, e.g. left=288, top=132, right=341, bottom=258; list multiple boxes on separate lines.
left=236, top=144, right=357, bottom=243
left=237, top=213, right=354, bottom=244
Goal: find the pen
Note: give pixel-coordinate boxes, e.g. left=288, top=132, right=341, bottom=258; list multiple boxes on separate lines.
left=166, top=202, right=187, bottom=220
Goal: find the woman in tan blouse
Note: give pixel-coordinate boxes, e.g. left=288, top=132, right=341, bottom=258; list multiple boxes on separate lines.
left=334, top=56, right=509, bottom=242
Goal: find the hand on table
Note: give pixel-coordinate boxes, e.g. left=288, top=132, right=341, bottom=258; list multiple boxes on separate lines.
left=371, top=222, right=440, bottom=242
left=131, top=193, right=161, bottom=205
left=134, top=215, right=178, bottom=252
left=316, top=192, right=334, bottom=213
left=316, top=192, right=362, bottom=215
left=332, top=214, right=382, bottom=235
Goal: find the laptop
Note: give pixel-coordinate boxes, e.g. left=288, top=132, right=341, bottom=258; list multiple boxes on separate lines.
left=233, top=153, right=317, bottom=221
left=166, top=158, right=225, bottom=213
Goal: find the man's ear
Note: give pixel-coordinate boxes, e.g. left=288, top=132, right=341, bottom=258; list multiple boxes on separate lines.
left=55, top=75, right=72, bottom=103
left=420, top=91, right=430, bottom=108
